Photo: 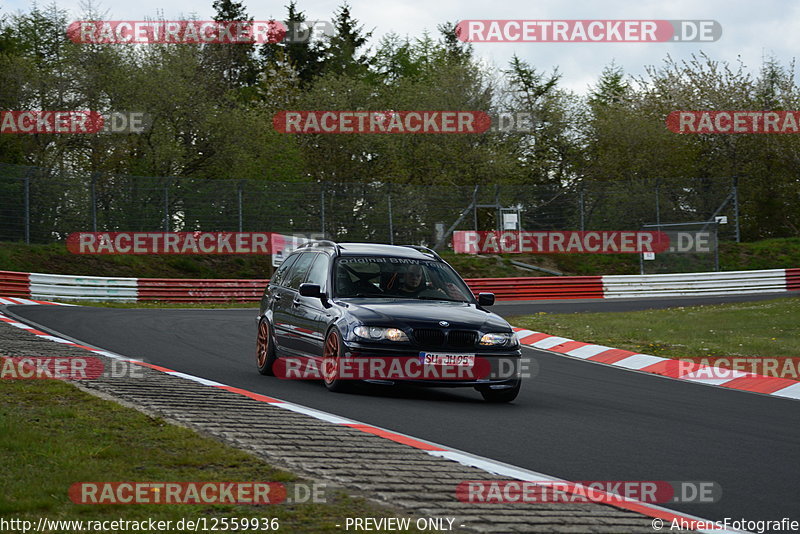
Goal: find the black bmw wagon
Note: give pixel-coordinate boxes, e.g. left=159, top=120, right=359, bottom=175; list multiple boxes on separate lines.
left=256, top=241, right=522, bottom=402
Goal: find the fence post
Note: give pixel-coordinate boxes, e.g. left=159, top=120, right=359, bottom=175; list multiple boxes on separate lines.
left=23, top=170, right=30, bottom=244
left=237, top=181, right=244, bottom=232
left=163, top=179, right=170, bottom=232
left=320, top=188, right=325, bottom=237
left=654, top=179, right=661, bottom=227
left=733, top=176, right=741, bottom=242
left=494, top=185, right=501, bottom=232
left=90, top=172, right=98, bottom=232
left=387, top=184, right=394, bottom=244
left=472, top=186, right=478, bottom=230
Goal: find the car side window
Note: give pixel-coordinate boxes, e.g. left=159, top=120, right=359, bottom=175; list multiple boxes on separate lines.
left=271, top=253, right=299, bottom=287
left=305, top=254, right=330, bottom=290
left=285, top=252, right=316, bottom=290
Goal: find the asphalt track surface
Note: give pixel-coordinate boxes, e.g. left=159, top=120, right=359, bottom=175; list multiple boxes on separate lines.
left=7, top=294, right=800, bottom=528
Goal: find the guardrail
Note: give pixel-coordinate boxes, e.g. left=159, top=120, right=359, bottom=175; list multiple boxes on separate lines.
left=787, top=268, right=800, bottom=291
left=137, top=279, right=269, bottom=302
left=465, top=276, right=603, bottom=300
left=601, top=269, right=790, bottom=298
left=0, top=270, right=29, bottom=297
left=28, top=273, right=138, bottom=301
left=0, top=269, right=798, bottom=303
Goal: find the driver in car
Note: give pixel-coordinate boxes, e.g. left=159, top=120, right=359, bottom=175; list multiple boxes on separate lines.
left=398, top=264, right=464, bottom=300
left=398, top=264, right=425, bottom=296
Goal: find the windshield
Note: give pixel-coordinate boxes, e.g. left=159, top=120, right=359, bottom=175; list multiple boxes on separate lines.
left=333, top=256, right=473, bottom=302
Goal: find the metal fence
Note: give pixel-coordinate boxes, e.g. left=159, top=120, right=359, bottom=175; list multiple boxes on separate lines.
left=0, top=163, right=741, bottom=248
left=639, top=221, right=720, bottom=274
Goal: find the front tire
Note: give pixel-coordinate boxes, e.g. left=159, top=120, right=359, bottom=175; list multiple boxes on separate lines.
left=256, top=318, right=277, bottom=376
left=478, top=379, right=521, bottom=403
left=322, top=328, right=352, bottom=393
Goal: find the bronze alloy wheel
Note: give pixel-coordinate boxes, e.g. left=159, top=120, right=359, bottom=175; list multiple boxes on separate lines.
left=256, top=319, right=276, bottom=376
left=322, top=329, right=351, bottom=392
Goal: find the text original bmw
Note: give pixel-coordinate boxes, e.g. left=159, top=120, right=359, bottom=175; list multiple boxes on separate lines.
left=256, top=242, right=523, bottom=402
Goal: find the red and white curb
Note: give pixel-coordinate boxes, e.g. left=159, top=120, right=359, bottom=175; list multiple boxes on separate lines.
left=0, top=297, right=73, bottom=306
left=513, top=328, right=800, bottom=401
left=0, top=308, right=743, bottom=533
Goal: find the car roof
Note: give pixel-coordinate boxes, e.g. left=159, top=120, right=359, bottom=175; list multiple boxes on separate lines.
left=293, top=242, right=438, bottom=261
left=340, top=243, right=437, bottom=260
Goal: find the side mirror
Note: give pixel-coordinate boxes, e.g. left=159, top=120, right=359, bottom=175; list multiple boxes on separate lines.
left=299, top=283, right=323, bottom=298
left=477, top=292, right=495, bottom=306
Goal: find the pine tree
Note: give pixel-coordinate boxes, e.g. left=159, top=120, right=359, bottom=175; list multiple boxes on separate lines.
left=319, top=3, right=372, bottom=79
left=261, top=1, right=324, bottom=88
left=589, top=62, right=628, bottom=108
left=203, top=0, right=260, bottom=94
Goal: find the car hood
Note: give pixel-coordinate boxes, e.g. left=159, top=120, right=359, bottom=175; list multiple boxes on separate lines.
left=336, top=298, right=511, bottom=331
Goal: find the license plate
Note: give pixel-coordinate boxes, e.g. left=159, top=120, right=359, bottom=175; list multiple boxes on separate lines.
left=420, top=352, right=475, bottom=367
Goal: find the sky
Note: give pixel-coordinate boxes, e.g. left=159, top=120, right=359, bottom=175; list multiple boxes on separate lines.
left=4, top=0, right=800, bottom=93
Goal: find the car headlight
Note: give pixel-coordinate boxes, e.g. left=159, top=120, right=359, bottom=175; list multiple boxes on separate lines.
left=479, top=332, right=517, bottom=346
left=354, top=326, right=409, bottom=342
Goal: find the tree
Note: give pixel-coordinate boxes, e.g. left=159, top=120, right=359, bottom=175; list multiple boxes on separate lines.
left=319, top=3, right=372, bottom=79
left=501, top=55, right=580, bottom=185
left=202, top=0, right=261, bottom=98
left=261, top=1, right=325, bottom=87
left=588, top=62, right=628, bottom=108
left=437, top=21, right=472, bottom=65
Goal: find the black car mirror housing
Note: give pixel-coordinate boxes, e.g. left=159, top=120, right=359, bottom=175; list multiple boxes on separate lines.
left=477, top=292, right=495, bottom=306
left=299, top=283, right=324, bottom=299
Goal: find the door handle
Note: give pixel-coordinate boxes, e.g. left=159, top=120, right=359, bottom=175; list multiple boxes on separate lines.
left=292, top=297, right=302, bottom=306
left=273, top=293, right=282, bottom=301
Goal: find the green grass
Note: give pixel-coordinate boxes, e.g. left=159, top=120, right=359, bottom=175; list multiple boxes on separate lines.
left=720, top=237, right=800, bottom=271
left=0, top=380, right=422, bottom=533
left=512, top=296, right=800, bottom=360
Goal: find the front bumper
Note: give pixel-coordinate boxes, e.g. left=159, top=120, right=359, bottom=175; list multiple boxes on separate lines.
left=341, top=340, right=522, bottom=387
